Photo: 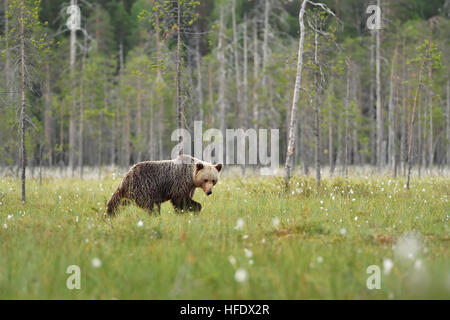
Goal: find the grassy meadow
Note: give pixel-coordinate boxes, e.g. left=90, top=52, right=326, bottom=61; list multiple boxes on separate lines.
left=0, top=171, right=449, bottom=299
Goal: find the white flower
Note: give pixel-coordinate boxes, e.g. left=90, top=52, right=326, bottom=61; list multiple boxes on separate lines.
left=244, top=248, right=253, bottom=258
left=317, top=256, right=323, bottom=263
left=261, top=238, right=266, bottom=244
left=75, top=216, right=79, bottom=223
left=92, top=258, right=102, bottom=268
left=234, top=218, right=244, bottom=230
left=234, top=268, right=248, bottom=283
left=340, top=228, right=346, bottom=235
left=7, top=214, right=13, bottom=220
left=228, top=255, right=236, bottom=266
left=352, top=198, right=356, bottom=202
left=137, top=220, right=144, bottom=227
left=383, top=258, right=394, bottom=275
left=354, top=216, right=358, bottom=221
left=249, top=260, right=254, bottom=265
left=3, top=223, right=7, bottom=229
left=242, top=234, right=248, bottom=239
left=272, top=217, right=280, bottom=228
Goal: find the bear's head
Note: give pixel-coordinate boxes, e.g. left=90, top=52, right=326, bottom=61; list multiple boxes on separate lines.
left=194, top=162, right=223, bottom=196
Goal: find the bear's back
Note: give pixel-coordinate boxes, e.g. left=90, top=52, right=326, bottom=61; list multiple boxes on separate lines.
left=127, top=159, right=195, bottom=202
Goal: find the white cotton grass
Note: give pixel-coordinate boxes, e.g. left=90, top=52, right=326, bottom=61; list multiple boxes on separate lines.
left=272, top=217, right=280, bottom=228
left=383, top=258, right=394, bottom=275
left=234, top=218, right=244, bottom=230
left=244, top=248, right=253, bottom=258
left=91, top=257, right=102, bottom=268
left=340, top=228, right=347, bottom=235
left=228, top=255, right=236, bottom=266
left=137, top=220, right=144, bottom=227
left=234, top=268, right=248, bottom=283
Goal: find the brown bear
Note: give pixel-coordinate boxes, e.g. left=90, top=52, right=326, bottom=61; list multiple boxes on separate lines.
left=106, top=154, right=223, bottom=216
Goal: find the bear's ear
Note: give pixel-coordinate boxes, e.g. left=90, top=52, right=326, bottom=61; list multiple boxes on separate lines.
left=215, top=163, right=223, bottom=172
left=196, top=162, right=204, bottom=172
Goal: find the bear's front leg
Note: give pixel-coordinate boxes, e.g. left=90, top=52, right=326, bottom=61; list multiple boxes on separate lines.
left=171, top=198, right=202, bottom=212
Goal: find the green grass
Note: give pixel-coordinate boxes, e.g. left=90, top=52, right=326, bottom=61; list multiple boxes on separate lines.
left=0, top=173, right=449, bottom=299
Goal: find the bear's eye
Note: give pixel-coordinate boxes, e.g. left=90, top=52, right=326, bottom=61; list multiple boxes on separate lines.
left=212, top=180, right=216, bottom=184
left=204, top=179, right=208, bottom=183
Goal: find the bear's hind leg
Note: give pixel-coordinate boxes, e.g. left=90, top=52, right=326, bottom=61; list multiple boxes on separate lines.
left=135, top=199, right=157, bottom=216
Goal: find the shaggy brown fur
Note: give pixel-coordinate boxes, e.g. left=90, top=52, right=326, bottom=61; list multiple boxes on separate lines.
left=106, top=154, right=222, bottom=216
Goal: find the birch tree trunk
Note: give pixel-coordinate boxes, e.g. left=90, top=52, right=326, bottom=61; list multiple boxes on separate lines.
left=253, top=17, right=259, bottom=128
left=69, top=0, right=77, bottom=174
left=285, top=0, right=307, bottom=187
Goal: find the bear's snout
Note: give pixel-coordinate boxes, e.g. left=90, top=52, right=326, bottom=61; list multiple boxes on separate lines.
left=206, top=190, right=212, bottom=196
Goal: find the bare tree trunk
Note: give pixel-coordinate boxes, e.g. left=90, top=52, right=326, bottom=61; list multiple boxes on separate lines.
left=313, top=31, right=321, bottom=186
left=155, top=14, right=163, bottom=160
left=407, top=58, right=426, bottom=190
left=124, top=98, right=130, bottom=166
left=262, top=0, right=270, bottom=88
left=195, top=25, right=203, bottom=120
left=447, top=80, right=450, bottom=166
left=375, top=0, right=383, bottom=170
left=428, top=60, right=433, bottom=169
left=253, top=17, right=259, bottom=128
left=328, top=86, right=334, bottom=175
left=208, top=61, right=214, bottom=127
left=20, top=3, right=26, bottom=203
left=388, top=45, right=397, bottom=171
left=44, top=61, right=53, bottom=166
left=369, top=32, right=376, bottom=166
left=114, top=41, right=124, bottom=166
left=79, top=34, right=87, bottom=179
left=68, top=0, right=78, bottom=174
left=155, top=14, right=162, bottom=81
left=176, top=1, right=183, bottom=154
left=243, top=15, right=249, bottom=128
left=136, top=75, right=142, bottom=162
left=344, top=63, right=350, bottom=178
left=4, top=0, right=12, bottom=102
left=285, top=0, right=307, bottom=187
left=232, top=0, right=242, bottom=126
left=217, top=7, right=226, bottom=134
